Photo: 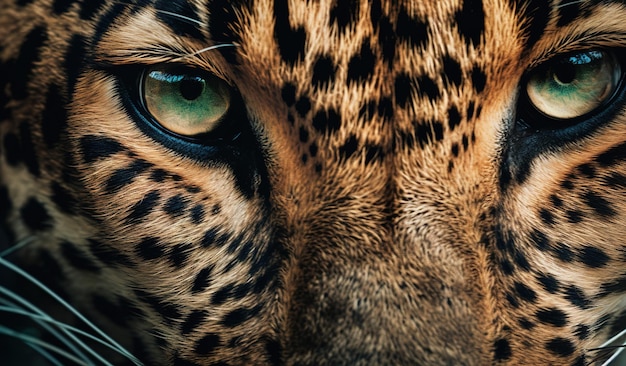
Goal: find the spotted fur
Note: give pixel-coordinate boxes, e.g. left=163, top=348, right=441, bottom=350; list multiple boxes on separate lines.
left=1, top=0, right=625, bottom=364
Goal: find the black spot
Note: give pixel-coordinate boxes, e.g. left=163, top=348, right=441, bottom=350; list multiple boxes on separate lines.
left=20, top=198, right=52, bottom=231
left=549, top=194, right=563, bottom=208
left=281, top=83, right=296, bottom=106
left=471, top=66, right=486, bottom=93
left=105, top=160, right=153, bottom=194
left=536, top=308, right=568, bottom=327
left=181, top=310, right=208, bottom=335
left=499, top=259, right=514, bottom=275
left=394, top=73, right=413, bottom=107
left=539, top=208, right=555, bottom=225
left=416, top=75, right=440, bottom=100
left=364, top=144, right=384, bottom=164
left=604, top=172, right=626, bottom=189
left=514, top=281, right=537, bottom=303
left=299, top=126, right=309, bottom=143
left=126, top=191, right=161, bottom=223
left=194, top=333, right=221, bottom=355
left=221, top=305, right=262, bottom=327
left=545, top=337, right=575, bottom=357
left=493, top=338, right=512, bottom=361
left=518, top=317, right=535, bottom=329
left=339, top=135, right=359, bottom=160
left=448, top=106, right=461, bottom=132
left=168, top=243, right=192, bottom=268
left=377, top=97, right=393, bottom=120
left=565, top=210, right=583, bottom=224
left=581, top=191, right=616, bottom=217
left=155, top=0, right=204, bottom=39
left=274, top=0, right=306, bottom=65
left=89, top=239, right=134, bottom=267
left=530, top=229, right=550, bottom=251
left=52, top=0, right=78, bottom=13
left=577, top=163, right=595, bottom=178
left=442, top=55, right=463, bottom=87
left=61, top=241, right=100, bottom=273
left=149, top=168, right=168, bottom=182
left=50, top=182, right=77, bottom=215
left=396, top=7, right=428, bottom=48
left=12, top=26, right=47, bottom=99
left=185, top=185, right=201, bottom=194
left=295, top=96, right=311, bottom=117
left=134, top=289, right=181, bottom=324
left=19, top=122, right=40, bottom=177
left=415, top=122, right=437, bottom=148
left=212, top=284, right=235, bottom=305
left=64, top=34, right=87, bottom=93
left=201, top=228, right=219, bottom=247
left=512, top=250, right=530, bottom=271
left=505, top=293, right=519, bottom=308
left=308, top=56, right=336, bottom=89
left=574, top=324, right=589, bottom=340
left=41, top=85, right=67, bottom=147
left=164, top=194, right=189, bottom=218
left=578, top=245, right=609, bottom=268
left=595, top=141, right=626, bottom=167
left=455, top=0, right=484, bottom=46
left=537, top=273, right=560, bottom=293
left=376, top=15, right=396, bottom=67
left=191, top=265, right=214, bottom=293
left=79, top=135, right=124, bottom=163
left=312, top=108, right=341, bottom=134
left=552, top=242, right=574, bottom=262
left=329, top=0, right=359, bottom=30
left=347, top=39, right=376, bottom=83
left=190, top=204, right=205, bottom=224
left=599, top=276, right=626, bottom=297
left=563, top=285, right=591, bottom=309
left=309, top=143, right=318, bottom=157
left=135, top=237, right=165, bottom=261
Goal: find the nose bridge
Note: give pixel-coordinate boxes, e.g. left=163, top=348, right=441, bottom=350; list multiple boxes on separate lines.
left=277, top=88, right=494, bottom=365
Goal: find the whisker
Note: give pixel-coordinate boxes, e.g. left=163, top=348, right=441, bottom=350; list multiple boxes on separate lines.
left=0, top=288, right=97, bottom=365
left=0, top=325, right=90, bottom=366
left=0, top=237, right=35, bottom=258
left=111, top=0, right=204, bottom=26
left=0, top=257, right=143, bottom=365
left=586, top=327, right=626, bottom=366
left=169, top=43, right=239, bottom=62
left=0, top=304, right=142, bottom=360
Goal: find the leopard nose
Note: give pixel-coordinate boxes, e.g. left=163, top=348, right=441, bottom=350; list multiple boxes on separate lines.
left=281, top=234, right=486, bottom=364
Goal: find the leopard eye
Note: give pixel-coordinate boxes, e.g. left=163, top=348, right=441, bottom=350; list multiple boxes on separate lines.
left=525, top=50, right=622, bottom=120
left=141, top=65, right=231, bottom=136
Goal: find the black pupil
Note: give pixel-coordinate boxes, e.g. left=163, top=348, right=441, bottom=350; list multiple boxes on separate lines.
left=180, top=77, right=204, bottom=100
left=554, top=63, right=576, bottom=84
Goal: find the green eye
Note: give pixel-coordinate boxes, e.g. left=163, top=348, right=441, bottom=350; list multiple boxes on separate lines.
left=526, top=50, right=622, bottom=120
left=142, top=66, right=231, bottom=136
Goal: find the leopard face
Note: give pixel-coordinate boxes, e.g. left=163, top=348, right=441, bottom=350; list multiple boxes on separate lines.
left=1, top=0, right=625, bottom=365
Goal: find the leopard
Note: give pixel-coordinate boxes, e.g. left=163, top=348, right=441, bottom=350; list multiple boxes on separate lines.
left=0, top=0, right=625, bottom=364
